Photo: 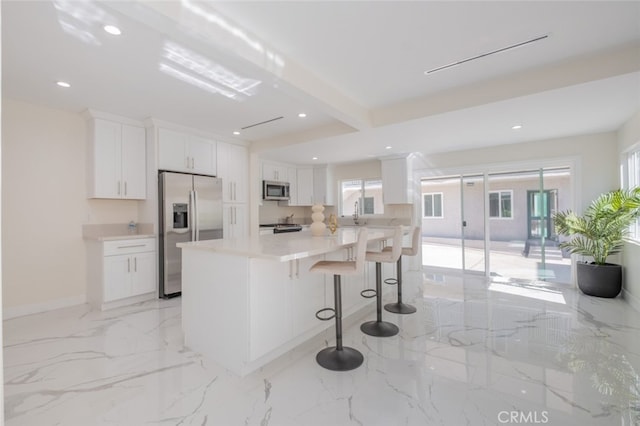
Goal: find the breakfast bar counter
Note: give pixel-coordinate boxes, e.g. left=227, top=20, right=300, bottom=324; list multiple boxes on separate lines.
left=177, top=227, right=403, bottom=376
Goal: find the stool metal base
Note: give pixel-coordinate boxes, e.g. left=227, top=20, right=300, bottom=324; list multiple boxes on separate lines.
left=316, top=346, right=364, bottom=371
left=360, top=320, right=399, bottom=337
left=384, top=302, right=417, bottom=314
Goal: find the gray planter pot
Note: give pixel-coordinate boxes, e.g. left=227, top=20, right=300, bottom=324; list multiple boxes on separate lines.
left=576, top=262, right=622, bottom=298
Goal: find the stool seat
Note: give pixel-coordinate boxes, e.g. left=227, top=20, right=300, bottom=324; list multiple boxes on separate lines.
left=360, top=225, right=403, bottom=338
left=310, top=260, right=358, bottom=275
left=382, top=226, right=421, bottom=315
left=309, top=227, right=369, bottom=371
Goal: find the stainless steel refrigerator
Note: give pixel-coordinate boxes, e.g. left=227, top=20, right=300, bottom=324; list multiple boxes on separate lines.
left=159, top=171, right=223, bottom=298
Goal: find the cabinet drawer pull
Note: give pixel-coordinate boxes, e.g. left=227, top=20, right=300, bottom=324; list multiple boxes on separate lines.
left=127, top=258, right=131, bottom=273
left=117, top=244, right=146, bottom=249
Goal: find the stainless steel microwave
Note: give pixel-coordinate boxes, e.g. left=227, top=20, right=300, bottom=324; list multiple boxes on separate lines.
left=263, top=180, right=290, bottom=200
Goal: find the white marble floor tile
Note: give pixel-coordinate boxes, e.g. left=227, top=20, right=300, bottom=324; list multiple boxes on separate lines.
left=4, top=271, right=640, bottom=425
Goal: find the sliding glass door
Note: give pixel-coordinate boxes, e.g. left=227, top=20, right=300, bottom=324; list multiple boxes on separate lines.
left=421, top=166, right=572, bottom=284
left=421, top=174, right=484, bottom=275
left=487, top=167, right=571, bottom=283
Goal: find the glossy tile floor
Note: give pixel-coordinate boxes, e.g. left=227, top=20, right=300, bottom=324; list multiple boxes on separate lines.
left=4, top=271, right=640, bottom=425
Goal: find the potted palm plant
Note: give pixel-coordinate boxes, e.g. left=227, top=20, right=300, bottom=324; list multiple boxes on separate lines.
left=553, top=187, right=640, bottom=297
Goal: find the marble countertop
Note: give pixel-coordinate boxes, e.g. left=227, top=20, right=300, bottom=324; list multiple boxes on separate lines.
left=178, top=227, right=402, bottom=262
left=82, top=223, right=155, bottom=241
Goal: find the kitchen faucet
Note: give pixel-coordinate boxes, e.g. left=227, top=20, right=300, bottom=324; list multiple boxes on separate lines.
left=353, top=200, right=359, bottom=225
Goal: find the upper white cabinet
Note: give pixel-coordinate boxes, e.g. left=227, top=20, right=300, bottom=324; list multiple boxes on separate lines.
left=217, top=142, right=248, bottom=203
left=296, top=167, right=314, bottom=206
left=313, top=166, right=334, bottom=206
left=381, top=157, right=414, bottom=204
left=286, top=166, right=299, bottom=206
left=262, top=162, right=289, bottom=182
left=158, top=128, right=216, bottom=176
left=88, top=118, right=146, bottom=199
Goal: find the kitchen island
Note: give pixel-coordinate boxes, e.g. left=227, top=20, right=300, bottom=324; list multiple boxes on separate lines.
left=177, top=227, right=402, bottom=376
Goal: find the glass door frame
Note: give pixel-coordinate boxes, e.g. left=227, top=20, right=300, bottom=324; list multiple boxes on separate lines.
left=418, top=158, right=578, bottom=285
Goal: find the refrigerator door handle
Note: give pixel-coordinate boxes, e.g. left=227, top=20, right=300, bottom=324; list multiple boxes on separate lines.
left=193, top=190, right=200, bottom=241
left=189, top=190, right=196, bottom=241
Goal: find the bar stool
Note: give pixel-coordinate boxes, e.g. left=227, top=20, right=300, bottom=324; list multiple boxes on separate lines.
left=360, top=225, right=403, bottom=337
left=309, top=227, right=369, bottom=371
left=383, top=226, right=421, bottom=314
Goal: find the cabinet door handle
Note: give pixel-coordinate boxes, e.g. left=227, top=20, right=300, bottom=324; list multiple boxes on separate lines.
left=117, top=181, right=121, bottom=195
left=117, top=244, right=146, bottom=249
left=191, top=157, right=195, bottom=169
left=124, top=181, right=127, bottom=196
left=127, top=257, right=131, bottom=273
left=234, top=182, right=237, bottom=201
left=134, top=257, right=137, bottom=272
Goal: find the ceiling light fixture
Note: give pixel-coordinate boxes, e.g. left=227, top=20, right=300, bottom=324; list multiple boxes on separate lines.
left=298, top=113, right=307, bottom=118
left=385, top=146, right=392, bottom=150
left=56, top=81, right=71, bottom=88
left=512, top=125, right=523, bottom=130
left=233, top=131, right=240, bottom=135
left=424, top=34, right=549, bottom=75
left=312, top=157, right=318, bottom=160
left=103, top=25, right=122, bottom=36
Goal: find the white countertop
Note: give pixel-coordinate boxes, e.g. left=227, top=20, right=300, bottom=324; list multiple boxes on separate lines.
left=178, top=227, right=400, bottom=262
left=82, top=223, right=155, bottom=241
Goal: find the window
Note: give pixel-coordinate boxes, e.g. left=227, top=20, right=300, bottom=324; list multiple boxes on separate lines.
left=423, top=192, right=443, bottom=218
left=625, top=148, right=640, bottom=240
left=340, top=179, right=384, bottom=216
left=489, top=190, right=512, bottom=218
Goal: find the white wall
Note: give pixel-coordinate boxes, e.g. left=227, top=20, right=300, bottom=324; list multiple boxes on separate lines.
left=1, top=99, right=139, bottom=316
left=420, top=132, right=619, bottom=212
left=618, top=111, right=640, bottom=310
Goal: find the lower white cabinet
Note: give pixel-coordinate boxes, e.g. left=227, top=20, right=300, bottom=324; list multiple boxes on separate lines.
left=87, top=238, right=157, bottom=309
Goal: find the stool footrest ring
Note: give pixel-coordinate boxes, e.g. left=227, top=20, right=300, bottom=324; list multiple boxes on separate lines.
left=315, top=307, right=336, bottom=321
left=360, top=289, right=377, bottom=299
left=384, top=278, right=398, bottom=285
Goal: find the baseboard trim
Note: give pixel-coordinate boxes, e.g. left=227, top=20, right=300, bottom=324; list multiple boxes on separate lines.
left=3, top=294, right=87, bottom=320
left=622, top=288, right=640, bottom=313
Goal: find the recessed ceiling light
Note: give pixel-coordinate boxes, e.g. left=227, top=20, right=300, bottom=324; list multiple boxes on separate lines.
left=56, top=81, right=71, bottom=88
left=233, top=131, right=240, bottom=135
left=103, top=25, right=122, bottom=36
left=312, top=157, right=318, bottom=160
left=385, top=146, right=392, bottom=150
left=512, top=125, right=523, bottom=130
left=298, top=113, right=307, bottom=118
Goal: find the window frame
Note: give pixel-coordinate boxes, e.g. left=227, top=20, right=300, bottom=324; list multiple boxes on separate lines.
left=422, top=192, right=444, bottom=218
left=623, top=146, right=640, bottom=242
left=488, top=190, right=513, bottom=219
left=339, top=178, right=384, bottom=216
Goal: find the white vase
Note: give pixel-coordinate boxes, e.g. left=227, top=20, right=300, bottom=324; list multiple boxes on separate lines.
left=310, top=204, right=326, bottom=236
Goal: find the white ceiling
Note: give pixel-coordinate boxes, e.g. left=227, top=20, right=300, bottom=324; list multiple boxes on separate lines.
left=3, top=1, right=640, bottom=166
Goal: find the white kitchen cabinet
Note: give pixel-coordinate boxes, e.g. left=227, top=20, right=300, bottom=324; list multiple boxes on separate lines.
left=88, top=118, right=146, bottom=199
left=262, top=162, right=289, bottom=182
left=158, top=128, right=216, bottom=176
left=286, top=166, right=299, bottom=205
left=217, top=142, right=248, bottom=203
left=87, top=238, right=157, bottom=310
left=249, top=259, right=292, bottom=360
left=296, top=167, right=314, bottom=206
left=223, top=203, right=247, bottom=239
left=313, top=166, right=334, bottom=206
left=290, top=256, right=326, bottom=336
left=381, top=156, right=414, bottom=204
